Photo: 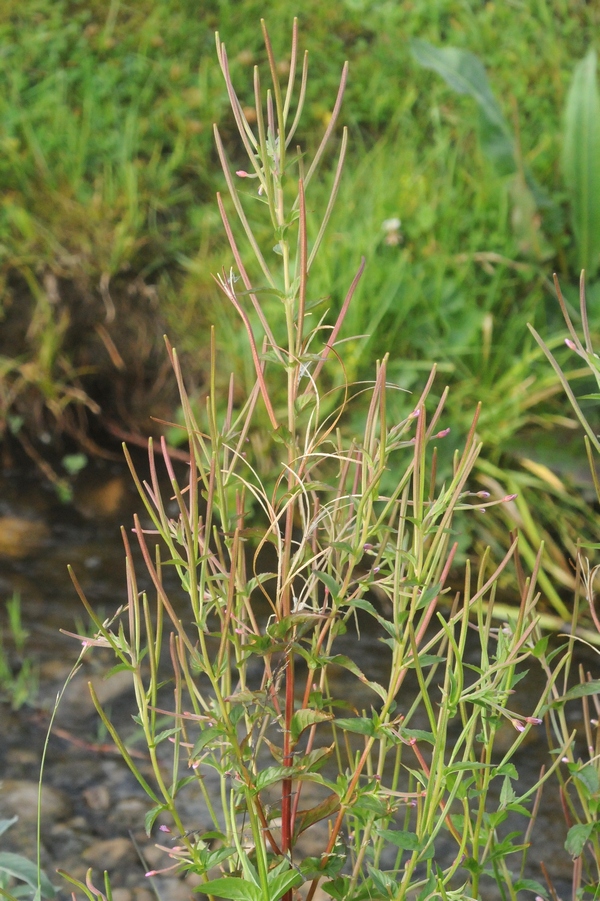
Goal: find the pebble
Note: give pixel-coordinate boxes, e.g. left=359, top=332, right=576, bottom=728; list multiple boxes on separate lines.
left=110, top=889, right=132, bottom=901
left=74, top=476, right=127, bottom=519
left=82, top=837, right=137, bottom=869
left=0, top=516, right=49, bottom=557
left=83, top=784, right=111, bottom=810
left=56, top=668, right=133, bottom=721
left=0, top=779, right=72, bottom=823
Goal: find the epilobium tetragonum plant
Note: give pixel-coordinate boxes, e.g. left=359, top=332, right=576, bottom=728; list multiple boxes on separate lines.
left=61, top=22, right=578, bottom=901
left=530, top=274, right=600, bottom=894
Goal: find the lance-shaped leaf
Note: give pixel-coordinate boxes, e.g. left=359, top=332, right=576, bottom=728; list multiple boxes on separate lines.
left=563, top=49, right=600, bottom=278
left=410, top=38, right=515, bottom=175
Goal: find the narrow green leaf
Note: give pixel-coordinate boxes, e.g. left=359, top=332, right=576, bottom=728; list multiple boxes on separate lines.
left=551, top=680, right=600, bottom=707
left=563, top=49, right=600, bottom=277
left=150, top=726, right=181, bottom=747
left=144, top=804, right=166, bottom=836
left=312, top=570, right=342, bottom=599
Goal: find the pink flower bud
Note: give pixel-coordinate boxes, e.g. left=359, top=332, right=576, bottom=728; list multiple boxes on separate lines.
left=502, top=493, right=518, bottom=502
left=434, top=428, right=450, bottom=438
left=512, top=720, right=526, bottom=733
left=565, top=338, right=577, bottom=351
left=525, top=716, right=542, bottom=725
left=236, top=170, right=250, bottom=177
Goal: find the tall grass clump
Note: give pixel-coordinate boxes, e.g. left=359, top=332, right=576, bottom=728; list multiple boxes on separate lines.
left=58, top=22, right=588, bottom=901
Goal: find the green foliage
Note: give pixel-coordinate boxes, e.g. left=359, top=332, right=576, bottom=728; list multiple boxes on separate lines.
left=57, top=23, right=599, bottom=901
left=0, top=593, right=38, bottom=711
left=563, top=50, right=600, bottom=279
left=0, top=817, right=55, bottom=900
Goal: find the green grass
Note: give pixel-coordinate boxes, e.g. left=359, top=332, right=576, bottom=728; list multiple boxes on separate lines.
left=2, top=0, right=600, bottom=591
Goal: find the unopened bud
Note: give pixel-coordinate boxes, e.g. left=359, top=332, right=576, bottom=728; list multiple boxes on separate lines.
left=502, top=493, right=518, bottom=502
left=565, top=338, right=577, bottom=351
left=434, top=428, right=450, bottom=438
left=236, top=170, right=250, bottom=177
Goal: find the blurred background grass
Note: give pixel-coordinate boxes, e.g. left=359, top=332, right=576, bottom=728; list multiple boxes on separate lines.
left=2, top=0, right=600, bottom=602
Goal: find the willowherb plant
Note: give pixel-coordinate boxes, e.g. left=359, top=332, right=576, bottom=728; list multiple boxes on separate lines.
left=529, top=274, right=600, bottom=895
left=63, top=21, right=576, bottom=901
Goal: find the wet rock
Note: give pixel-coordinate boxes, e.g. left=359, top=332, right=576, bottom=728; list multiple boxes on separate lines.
left=0, top=779, right=72, bottom=823
left=155, top=878, right=193, bottom=901
left=132, top=888, right=154, bottom=901
left=75, top=476, right=127, bottom=519
left=83, top=784, right=111, bottom=811
left=110, top=889, right=132, bottom=901
left=109, top=797, right=148, bottom=828
left=56, top=669, right=133, bottom=722
left=82, top=836, right=137, bottom=869
left=0, top=516, right=49, bottom=558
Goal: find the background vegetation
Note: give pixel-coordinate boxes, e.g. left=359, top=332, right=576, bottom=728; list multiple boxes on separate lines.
left=2, top=0, right=600, bottom=599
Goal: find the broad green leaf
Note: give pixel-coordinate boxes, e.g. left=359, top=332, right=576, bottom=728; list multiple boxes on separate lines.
left=410, top=38, right=515, bottom=174
left=550, top=679, right=600, bottom=708
left=378, top=829, right=420, bottom=850
left=513, top=878, right=548, bottom=897
left=291, top=708, right=333, bottom=743
left=328, top=655, right=387, bottom=700
left=0, top=816, right=18, bottom=838
left=0, top=853, right=55, bottom=899
left=367, top=865, right=396, bottom=896
left=192, top=724, right=227, bottom=756
left=565, top=822, right=594, bottom=858
left=253, top=766, right=292, bottom=791
left=267, top=869, right=303, bottom=900
left=334, top=716, right=377, bottom=737
left=198, top=877, right=261, bottom=901
left=293, top=793, right=340, bottom=838
left=563, top=49, right=600, bottom=277
left=572, top=763, right=600, bottom=796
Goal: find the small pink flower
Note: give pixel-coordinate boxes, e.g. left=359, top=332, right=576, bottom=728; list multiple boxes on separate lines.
left=512, top=720, right=526, bottom=733
left=159, top=824, right=171, bottom=833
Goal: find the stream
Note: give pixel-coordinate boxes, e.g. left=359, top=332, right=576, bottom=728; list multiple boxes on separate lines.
left=0, top=457, right=594, bottom=901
